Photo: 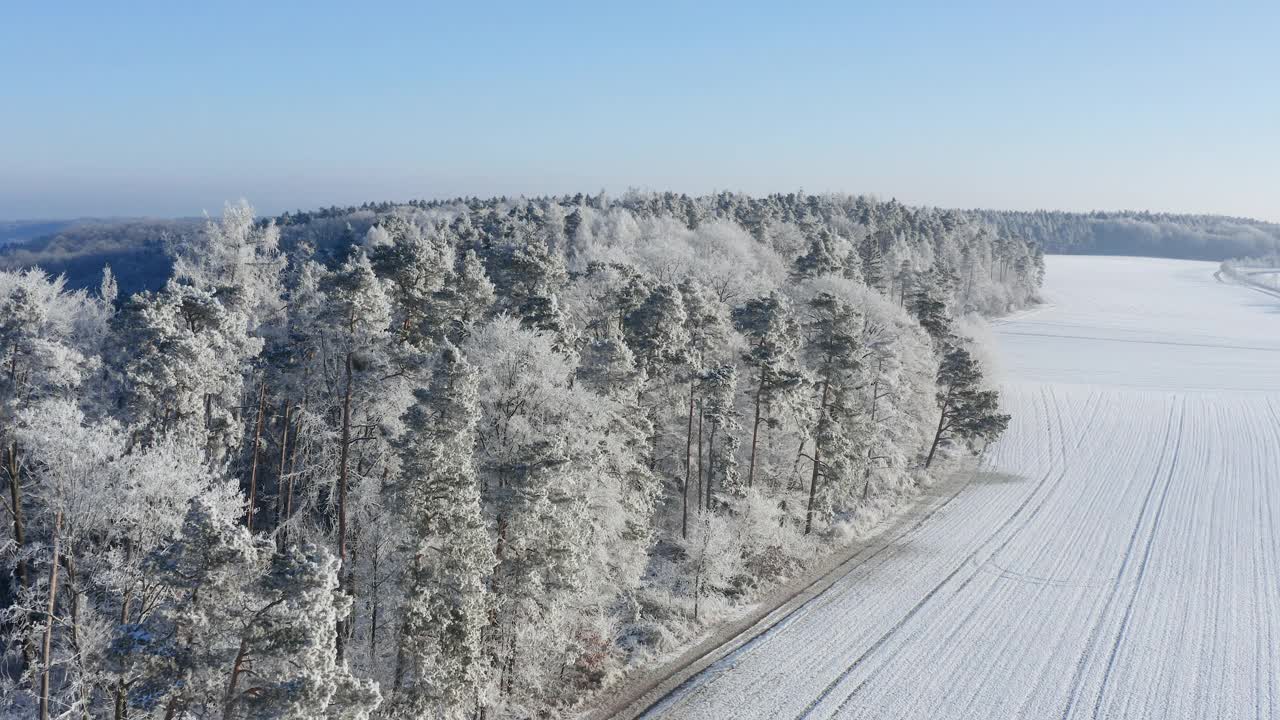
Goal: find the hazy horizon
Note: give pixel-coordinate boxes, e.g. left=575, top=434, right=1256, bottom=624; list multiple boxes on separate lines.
left=4, top=1, right=1277, bottom=222
left=4, top=193, right=1280, bottom=227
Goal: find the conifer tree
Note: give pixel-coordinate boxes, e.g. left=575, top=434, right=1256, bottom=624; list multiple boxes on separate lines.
left=699, top=364, right=741, bottom=507
left=392, top=344, right=493, bottom=719
left=858, top=231, right=888, bottom=292
left=907, top=284, right=952, bottom=348
left=732, top=292, right=803, bottom=488
left=111, top=498, right=379, bottom=720
left=925, top=346, right=1010, bottom=467
left=799, top=292, right=863, bottom=534
left=791, top=229, right=845, bottom=281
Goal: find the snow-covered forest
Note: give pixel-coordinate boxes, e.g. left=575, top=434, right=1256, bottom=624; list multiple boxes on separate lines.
left=0, top=192, right=1036, bottom=719
left=975, top=209, right=1280, bottom=260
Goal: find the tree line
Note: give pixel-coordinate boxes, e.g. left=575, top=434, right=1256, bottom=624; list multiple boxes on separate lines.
left=1, top=192, right=1030, bottom=718
left=975, top=208, right=1280, bottom=261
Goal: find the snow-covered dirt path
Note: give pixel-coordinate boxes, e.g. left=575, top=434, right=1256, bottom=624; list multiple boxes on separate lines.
left=642, top=256, right=1280, bottom=719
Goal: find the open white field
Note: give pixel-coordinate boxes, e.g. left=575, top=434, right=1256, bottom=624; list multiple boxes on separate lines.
left=643, top=256, right=1280, bottom=719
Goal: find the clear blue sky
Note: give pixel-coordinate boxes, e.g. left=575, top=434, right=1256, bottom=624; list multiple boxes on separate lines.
left=2, top=1, right=1277, bottom=220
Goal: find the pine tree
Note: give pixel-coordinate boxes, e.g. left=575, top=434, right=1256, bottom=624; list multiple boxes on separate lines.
left=924, top=346, right=1010, bottom=467
left=799, top=292, right=863, bottom=534
left=622, top=282, right=690, bottom=474
left=732, top=292, right=803, bottom=489
left=110, top=498, right=379, bottom=719
left=317, top=249, right=400, bottom=663
left=907, top=284, right=952, bottom=348
left=118, top=280, right=262, bottom=461
left=858, top=231, right=888, bottom=292
left=172, top=200, right=286, bottom=335
left=791, top=229, right=845, bottom=281
left=434, top=250, right=497, bottom=344
left=622, top=283, right=689, bottom=379
left=367, top=220, right=452, bottom=351
left=392, top=343, right=493, bottom=719
left=699, top=364, right=741, bottom=507
left=0, top=271, right=108, bottom=679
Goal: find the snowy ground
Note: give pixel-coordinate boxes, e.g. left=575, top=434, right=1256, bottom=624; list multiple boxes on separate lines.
left=642, top=256, right=1280, bottom=719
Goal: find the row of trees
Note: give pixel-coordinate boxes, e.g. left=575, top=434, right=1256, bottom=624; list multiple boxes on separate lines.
left=1, top=192, right=1027, bottom=718
left=975, top=208, right=1280, bottom=261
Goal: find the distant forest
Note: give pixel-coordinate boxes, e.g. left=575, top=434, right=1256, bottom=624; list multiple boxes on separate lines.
left=3, top=205, right=1272, bottom=299
left=0, top=219, right=194, bottom=296
left=974, top=209, right=1280, bottom=260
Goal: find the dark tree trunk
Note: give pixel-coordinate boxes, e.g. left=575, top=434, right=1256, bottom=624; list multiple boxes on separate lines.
left=696, top=404, right=704, bottom=510
left=38, top=511, right=62, bottom=720
left=925, top=386, right=953, bottom=468
left=747, top=369, right=764, bottom=488
left=274, top=400, right=292, bottom=549
left=706, top=427, right=717, bottom=510
left=682, top=384, right=693, bottom=539
left=805, top=380, right=830, bottom=535
left=5, top=442, right=32, bottom=667
left=335, top=351, right=354, bottom=662
left=246, top=381, right=267, bottom=531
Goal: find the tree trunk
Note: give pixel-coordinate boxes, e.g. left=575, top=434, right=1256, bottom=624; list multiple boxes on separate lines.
left=369, top=541, right=380, bottom=657
left=682, top=384, right=693, bottom=539
left=705, top=427, right=717, bottom=510
left=5, top=441, right=33, bottom=667
left=274, top=400, right=292, bottom=549
left=863, top=357, right=884, bottom=497
left=335, top=351, right=354, bottom=663
left=805, top=381, right=830, bottom=535
left=925, top=387, right=952, bottom=468
left=59, top=554, right=92, bottom=720
left=222, top=637, right=250, bottom=720
left=747, top=369, right=764, bottom=488
left=246, top=381, right=267, bottom=532
left=38, top=511, right=62, bottom=720
left=696, top=407, right=704, bottom=510
left=804, top=440, right=822, bottom=536
left=284, top=398, right=305, bottom=529
left=114, top=593, right=131, bottom=720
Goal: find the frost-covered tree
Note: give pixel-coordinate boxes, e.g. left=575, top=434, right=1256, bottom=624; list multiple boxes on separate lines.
left=925, top=346, right=1010, bottom=467
left=110, top=498, right=378, bottom=720
left=798, top=290, right=864, bottom=534
left=732, top=292, right=803, bottom=488
left=0, top=271, right=109, bottom=680
left=172, top=200, right=286, bottom=335
left=116, top=281, right=262, bottom=462
left=857, top=231, right=888, bottom=291
left=698, top=364, right=741, bottom=508
left=391, top=344, right=493, bottom=719
left=791, top=229, right=845, bottom=281
left=907, top=282, right=952, bottom=348
left=685, top=512, right=739, bottom=622
left=314, top=249, right=403, bottom=662
left=0, top=190, right=1038, bottom=719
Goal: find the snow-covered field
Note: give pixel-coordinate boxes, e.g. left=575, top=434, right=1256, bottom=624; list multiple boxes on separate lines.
left=643, top=256, right=1280, bottom=719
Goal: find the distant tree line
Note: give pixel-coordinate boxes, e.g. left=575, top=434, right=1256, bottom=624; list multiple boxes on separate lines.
left=0, top=219, right=198, bottom=297
left=975, top=209, right=1280, bottom=260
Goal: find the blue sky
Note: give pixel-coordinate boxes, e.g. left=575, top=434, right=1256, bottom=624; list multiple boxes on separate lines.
left=2, top=1, right=1277, bottom=220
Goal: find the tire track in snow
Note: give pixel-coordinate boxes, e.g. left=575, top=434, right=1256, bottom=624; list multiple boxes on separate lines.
left=1058, top=395, right=1184, bottom=720
left=1255, top=397, right=1280, bottom=719
left=630, top=453, right=984, bottom=720
left=636, top=258, right=1280, bottom=720
left=998, top=330, right=1280, bottom=354
left=824, top=386, right=1105, bottom=717
left=1087, top=397, right=1185, bottom=719
left=794, top=387, right=1072, bottom=720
